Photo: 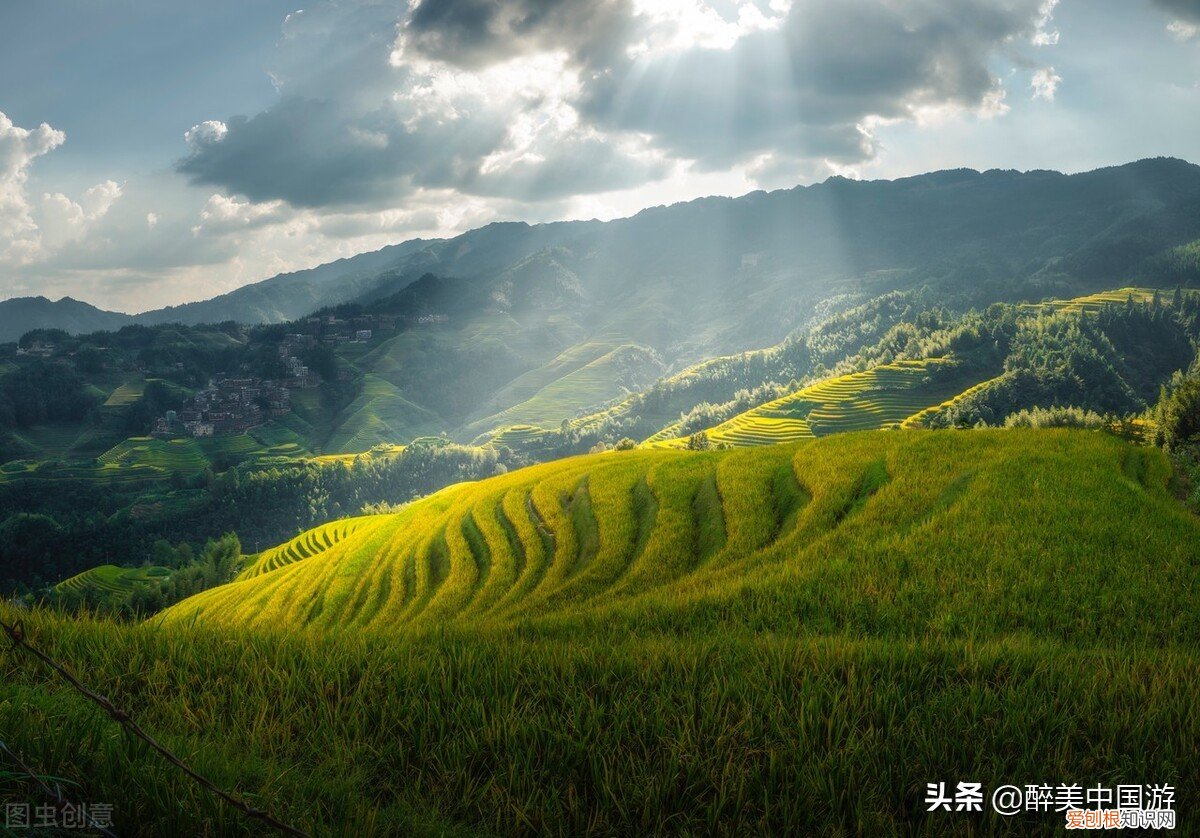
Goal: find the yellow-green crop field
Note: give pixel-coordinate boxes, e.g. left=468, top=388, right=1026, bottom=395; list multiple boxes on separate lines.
left=4, top=429, right=1200, bottom=834
left=1020, top=286, right=1199, bottom=315
left=55, top=564, right=172, bottom=596
left=649, top=358, right=988, bottom=447
left=236, top=516, right=380, bottom=580
left=486, top=423, right=555, bottom=453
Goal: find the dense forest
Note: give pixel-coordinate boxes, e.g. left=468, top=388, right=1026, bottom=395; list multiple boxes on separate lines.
left=0, top=441, right=510, bottom=596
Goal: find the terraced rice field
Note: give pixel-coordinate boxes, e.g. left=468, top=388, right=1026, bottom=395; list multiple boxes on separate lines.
left=198, top=434, right=261, bottom=460
left=900, top=375, right=1006, bottom=428
left=309, top=444, right=405, bottom=466
left=486, top=423, right=555, bottom=453
left=237, top=516, right=381, bottom=580
left=13, top=430, right=1200, bottom=835
left=56, top=564, right=171, bottom=596
left=160, top=429, right=1187, bottom=641
left=98, top=437, right=210, bottom=473
left=162, top=440, right=862, bottom=633
left=640, top=421, right=684, bottom=445
left=102, top=378, right=146, bottom=408
left=1020, top=286, right=1197, bottom=315
left=463, top=343, right=662, bottom=438
left=649, top=359, right=990, bottom=447
left=324, top=374, right=441, bottom=453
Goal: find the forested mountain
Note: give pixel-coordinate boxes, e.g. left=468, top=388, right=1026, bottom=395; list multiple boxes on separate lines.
left=5, top=158, right=1200, bottom=346
left=0, top=296, right=131, bottom=343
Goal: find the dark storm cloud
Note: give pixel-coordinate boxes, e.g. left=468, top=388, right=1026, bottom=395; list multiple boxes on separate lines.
left=176, top=0, right=1054, bottom=209
left=1152, top=0, right=1200, bottom=22
left=403, top=0, right=632, bottom=69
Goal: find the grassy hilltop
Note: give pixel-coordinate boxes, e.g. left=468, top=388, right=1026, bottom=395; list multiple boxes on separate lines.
left=4, top=428, right=1199, bottom=834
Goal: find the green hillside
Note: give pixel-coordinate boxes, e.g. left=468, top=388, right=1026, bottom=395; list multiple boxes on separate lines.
left=647, top=358, right=991, bottom=447
left=161, top=429, right=1197, bottom=642
left=463, top=342, right=664, bottom=439
left=5, top=429, right=1198, bottom=834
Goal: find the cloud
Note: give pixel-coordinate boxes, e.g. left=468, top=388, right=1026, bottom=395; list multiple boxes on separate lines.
left=1152, top=0, right=1200, bottom=23
left=1031, top=67, right=1062, bottom=101
left=1032, top=0, right=1061, bottom=46
left=184, top=120, right=229, bottom=150
left=0, top=113, right=129, bottom=272
left=36, top=179, right=125, bottom=252
left=192, top=194, right=293, bottom=235
left=0, top=111, right=66, bottom=262
left=400, top=0, right=633, bottom=70
left=580, top=0, right=1051, bottom=169
left=1152, top=0, right=1200, bottom=39
left=176, top=0, right=1058, bottom=209
left=178, top=2, right=659, bottom=207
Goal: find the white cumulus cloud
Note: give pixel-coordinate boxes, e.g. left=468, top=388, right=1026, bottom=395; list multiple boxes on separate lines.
left=184, top=120, right=229, bottom=150
left=0, top=111, right=67, bottom=263
left=1031, top=66, right=1062, bottom=101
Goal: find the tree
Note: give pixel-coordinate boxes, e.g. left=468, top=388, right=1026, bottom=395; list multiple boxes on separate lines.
left=201, top=532, right=242, bottom=587
left=686, top=431, right=712, bottom=451
left=1154, top=373, right=1200, bottom=450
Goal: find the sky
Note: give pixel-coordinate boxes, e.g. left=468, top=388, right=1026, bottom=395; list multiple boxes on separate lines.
left=1, top=0, right=1199, bottom=313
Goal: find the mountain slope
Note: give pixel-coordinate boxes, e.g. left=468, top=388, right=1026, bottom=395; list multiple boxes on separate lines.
left=8, top=158, right=1200, bottom=349
left=160, top=428, right=1197, bottom=642
left=0, top=296, right=132, bottom=342
left=134, top=238, right=437, bottom=326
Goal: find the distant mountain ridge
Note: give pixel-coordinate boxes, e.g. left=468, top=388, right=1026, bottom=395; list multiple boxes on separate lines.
left=0, top=296, right=132, bottom=342
left=0, top=239, right=440, bottom=343
left=4, top=157, right=1200, bottom=345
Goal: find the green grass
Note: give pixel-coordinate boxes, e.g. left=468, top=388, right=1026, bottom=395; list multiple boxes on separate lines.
left=4, top=429, right=1199, bottom=834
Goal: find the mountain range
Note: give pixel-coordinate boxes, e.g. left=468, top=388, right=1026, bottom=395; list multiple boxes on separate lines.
left=5, top=157, right=1200, bottom=345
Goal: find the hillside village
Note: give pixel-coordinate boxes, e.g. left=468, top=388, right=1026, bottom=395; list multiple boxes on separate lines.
left=150, top=312, right=404, bottom=437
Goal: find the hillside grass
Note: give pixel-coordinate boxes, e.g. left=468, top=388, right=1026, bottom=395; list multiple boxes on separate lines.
left=3, top=430, right=1199, bottom=834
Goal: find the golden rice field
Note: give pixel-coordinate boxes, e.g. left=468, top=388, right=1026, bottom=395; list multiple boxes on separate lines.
left=55, top=564, right=172, bottom=596
left=486, top=423, right=555, bottom=453
left=648, top=359, right=988, bottom=447
left=7, top=430, right=1200, bottom=834
left=160, top=428, right=1193, bottom=642
left=1019, top=286, right=1197, bottom=314
left=236, top=516, right=381, bottom=580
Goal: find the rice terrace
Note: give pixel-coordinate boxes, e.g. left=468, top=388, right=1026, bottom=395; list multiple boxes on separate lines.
left=4, top=2, right=1200, bottom=835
